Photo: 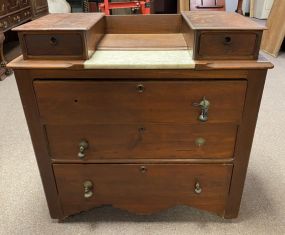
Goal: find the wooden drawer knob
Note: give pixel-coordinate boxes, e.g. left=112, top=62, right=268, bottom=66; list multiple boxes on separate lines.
left=224, top=36, right=232, bottom=45
left=49, top=36, right=58, bottom=46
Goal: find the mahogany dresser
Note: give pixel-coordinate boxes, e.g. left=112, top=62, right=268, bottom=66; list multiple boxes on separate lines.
left=8, top=12, right=273, bottom=220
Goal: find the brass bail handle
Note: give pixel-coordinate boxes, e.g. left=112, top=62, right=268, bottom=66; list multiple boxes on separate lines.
left=78, top=139, right=89, bottom=159
left=193, top=96, right=210, bottom=122
left=83, top=180, right=93, bottom=198
left=194, top=181, right=202, bottom=194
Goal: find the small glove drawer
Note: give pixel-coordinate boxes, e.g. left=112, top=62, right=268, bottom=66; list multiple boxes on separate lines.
left=14, top=13, right=105, bottom=60
left=195, top=31, right=261, bottom=60
left=53, top=163, right=232, bottom=216
left=182, top=11, right=265, bottom=60
left=22, top=33, right=84, bottom=58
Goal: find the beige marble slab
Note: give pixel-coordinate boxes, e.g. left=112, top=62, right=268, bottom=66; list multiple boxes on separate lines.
left=84, top=50, right=195, bottom=69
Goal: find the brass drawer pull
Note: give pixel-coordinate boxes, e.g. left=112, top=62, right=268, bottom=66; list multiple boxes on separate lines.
left=78, top=139, right=89, bottom=159
left=83, top=180, right=93, bottom=198
left=195, top=137, right=206, bottom=147
left=137, top=84, right=145, bottom=93
left=49, top=36, right=58, bottom=46
left=194, top=181, right=202, bottom=194
left=193, top=96, right=210, bottom=122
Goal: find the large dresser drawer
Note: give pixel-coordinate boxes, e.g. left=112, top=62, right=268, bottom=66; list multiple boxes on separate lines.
left=47, top=123, right=237, bottom=160
left=195, top=31, right=261, bottom=60
left=34, top=80, right=247, bottom=124
left=53, top=163, right=233, bottom=216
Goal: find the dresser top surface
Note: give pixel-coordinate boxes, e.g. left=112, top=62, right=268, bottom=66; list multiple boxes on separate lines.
left=182, top=11, right=266, bottom=30
left=8, top=54, right=273, bottom=70
left=13, top=13, right=105, bottom=31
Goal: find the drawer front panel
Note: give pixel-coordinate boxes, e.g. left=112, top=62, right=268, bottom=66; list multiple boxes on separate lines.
left=34, top=80, right=247, bottom=124
left=23, top=33, right=84, bottom=58
left=53, top=163, right=233, bottom=216
left=197, top=31, right=259, bottom=59
left=47, top=123, right=237, bottom=160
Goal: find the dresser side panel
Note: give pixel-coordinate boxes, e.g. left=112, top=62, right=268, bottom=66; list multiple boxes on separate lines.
left=14, top=70, right=63, bottom=219
left=225, top=69, right=267, bottom=218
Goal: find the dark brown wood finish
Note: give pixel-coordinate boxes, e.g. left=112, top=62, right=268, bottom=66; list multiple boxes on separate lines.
left=182, top=11, right=265, bottom=60
left=225, top=69, right=268, bottom=218
left=46, top=123, right=237, bottom=160
left=24, top=32, right=84, bottom=57
left=53, top=163, right=233, bottom=217
left=33, top=80, right=247, bottom=124
left=8, top=12, right=273, bottom=220
left=12, top=67, right=271, bottom=220
left=196, top=31, right=262, bottom=60
left=14, top=70, right=63, bottom=219
left=14, top=13, right=105, bottom=60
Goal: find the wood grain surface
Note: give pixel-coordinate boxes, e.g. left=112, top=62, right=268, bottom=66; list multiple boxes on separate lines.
left=105, top=14, right=182, bottom=34
left=23, top=33, right=84, bottom=56
left=9, top=12, right=272, bottom=220
left=13, top=13, right=105, bottom=31
left=46, top=123, right=237, bottom=160
left=33, top=80, right=247, bottom=125
left=53, top=163, right=233, bottom=217
left=182, top=11, right=265, bottom=30
left=97, top=34, right=188, bottom=51
left=196, top=31, right=261, bottom=60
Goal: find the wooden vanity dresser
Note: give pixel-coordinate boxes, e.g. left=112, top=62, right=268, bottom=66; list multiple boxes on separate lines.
left=8, top=12, right=273, bottom=220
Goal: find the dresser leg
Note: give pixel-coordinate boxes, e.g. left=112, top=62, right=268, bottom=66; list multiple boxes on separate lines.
left=0, top=31, right=13, bottom=81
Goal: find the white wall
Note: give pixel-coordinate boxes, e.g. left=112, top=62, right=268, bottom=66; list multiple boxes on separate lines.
left=226, top=0, right=238, bottom=12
